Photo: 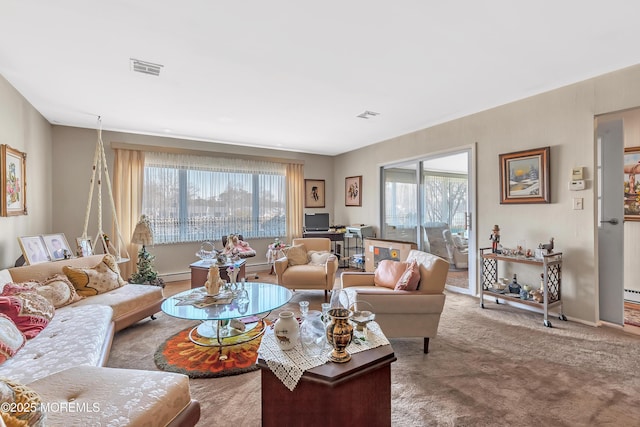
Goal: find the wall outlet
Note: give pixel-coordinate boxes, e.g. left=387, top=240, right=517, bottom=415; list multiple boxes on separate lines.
left=572, top=197, right=583, bottom=210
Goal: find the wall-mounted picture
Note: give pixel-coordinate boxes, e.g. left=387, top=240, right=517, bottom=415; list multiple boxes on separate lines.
left=499, top=146, right=550, bottom=204
left=1, top=145, right=27, bottom=216
left=42, top=233, right=74, bottom=260
left=624, top=146, right=640, bottom=220
left=18, top=236, right=50, bottom=265
left=304, top=179, right=325, bottom=208
left=76, top=237, right=94, bottom=257
left=345, top=175, right=362, bottom=207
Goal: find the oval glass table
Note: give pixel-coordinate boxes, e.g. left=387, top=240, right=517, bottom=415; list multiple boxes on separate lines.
left=162, top=282, right=293, bottom=360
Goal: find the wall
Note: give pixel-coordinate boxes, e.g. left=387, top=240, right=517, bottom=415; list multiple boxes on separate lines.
left=334, top=64, right=640, bottom=324
left=51, top=126, right=334, bottom=278
left=0, top=75, right=52, bottom=269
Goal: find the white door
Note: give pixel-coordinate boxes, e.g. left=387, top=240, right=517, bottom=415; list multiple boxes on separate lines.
left=597, top=119, right=624, bottom=325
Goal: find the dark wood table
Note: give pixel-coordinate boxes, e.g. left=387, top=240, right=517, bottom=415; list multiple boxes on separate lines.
left=189, top=259, right=246, bottom=289
left=257, top=345, right=396, bottom=426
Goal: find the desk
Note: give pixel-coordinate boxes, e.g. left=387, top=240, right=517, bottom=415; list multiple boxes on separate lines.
left=302, top=231, right=346, bottom=266
left=189, top=259, right=246, bottom=289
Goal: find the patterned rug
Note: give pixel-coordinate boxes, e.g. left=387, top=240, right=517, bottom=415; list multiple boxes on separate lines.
left=154, top=320, right=269, bottom=378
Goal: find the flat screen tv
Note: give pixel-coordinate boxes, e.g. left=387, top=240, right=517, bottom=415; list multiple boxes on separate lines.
left=304, top=213, right=330, bottom=231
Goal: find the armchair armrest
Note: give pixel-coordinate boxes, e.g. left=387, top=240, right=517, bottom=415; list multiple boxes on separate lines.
left=274, top=257, right=289, bottom=277
left=341, top=272, right=375, bottom=288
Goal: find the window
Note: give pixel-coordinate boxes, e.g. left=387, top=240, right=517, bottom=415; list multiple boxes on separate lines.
left=142, top=152, right=286, bottom=244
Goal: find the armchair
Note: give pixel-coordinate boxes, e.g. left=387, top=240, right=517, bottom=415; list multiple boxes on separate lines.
left=442, top=229, right=469, bottom=269
left=341, top=250, right=449, bottom=353
left=274, top=238, right=339, bottom=301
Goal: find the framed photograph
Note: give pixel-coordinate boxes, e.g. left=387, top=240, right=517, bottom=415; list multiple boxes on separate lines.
left=499, top=146, right=550, bottom=204
left=76, top=237, right=94, bottom=257
left=624, top=146, right=640, bottom=220
left=1, top=145, right=27, bottom=216
left=304, top=179, right=325, bottom=208
left=345, top=175, right=362, bottom=206
left=42, top=233, right=74, bottom=261
left=18, top=236, right=50, bottom=265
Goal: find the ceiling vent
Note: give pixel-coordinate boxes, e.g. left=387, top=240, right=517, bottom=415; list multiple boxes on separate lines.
left=130, top=58, right=163, bottom=76
left=356, top=110, right=380, bottom=119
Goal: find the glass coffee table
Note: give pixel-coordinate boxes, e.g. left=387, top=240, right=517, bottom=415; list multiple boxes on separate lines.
left=161, top=282, right=292, bottom=360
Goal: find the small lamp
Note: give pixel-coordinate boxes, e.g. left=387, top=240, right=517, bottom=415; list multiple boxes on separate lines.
left=130, top=215, right=163, bottom=287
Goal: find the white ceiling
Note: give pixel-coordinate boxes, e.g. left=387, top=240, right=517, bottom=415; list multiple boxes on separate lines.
left=1, top=1, right=640, bottom=156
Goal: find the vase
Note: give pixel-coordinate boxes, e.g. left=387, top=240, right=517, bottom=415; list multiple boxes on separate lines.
left=326, top=307, right=353, bottom=363
left=274, top=311, right=299, bottom=351
left=300, top=310, right=327, bottom=357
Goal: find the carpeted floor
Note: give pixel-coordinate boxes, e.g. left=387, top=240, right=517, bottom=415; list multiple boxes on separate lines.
left=107, top=273, right=640, bottom=426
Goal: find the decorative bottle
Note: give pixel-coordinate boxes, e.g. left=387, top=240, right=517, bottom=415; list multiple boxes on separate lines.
left=274, top=311, right=299, bottom=351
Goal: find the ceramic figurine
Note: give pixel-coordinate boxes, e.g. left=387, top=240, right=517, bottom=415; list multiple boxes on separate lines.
left=490, top=225, right=501, bottom=253
left=204, top=265, right=224, bottom=295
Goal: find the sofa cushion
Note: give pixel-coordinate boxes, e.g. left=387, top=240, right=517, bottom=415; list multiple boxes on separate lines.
left=374, top=260, right=407, bottom=289
left=394, top=259, right=420, bottom=291
left=0, top=291, right=55, bottom=339
left=3, top=275, right=83, bottom=309
left=283, top=244, right=308, bottom=266
left=63, top=254, right=127, bottom=297
left=0, top=314, right=26, bottom=364
left=307, top=250, right=332, bottom=266
left=70, top=283, right=163, bottom=321
left=0, top=377, right=45, bottom=426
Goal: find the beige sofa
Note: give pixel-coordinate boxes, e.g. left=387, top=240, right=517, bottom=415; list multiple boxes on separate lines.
left=0, top=255, right=200, bottom=426
left=341, top=250, right=449, bottom=353
left=275, top=237, right=339, bottom=301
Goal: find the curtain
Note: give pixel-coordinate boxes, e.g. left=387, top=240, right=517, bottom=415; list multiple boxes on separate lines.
left=113, top=149, right=145, bottom=280
left=286, top=163, right=304, bottom=242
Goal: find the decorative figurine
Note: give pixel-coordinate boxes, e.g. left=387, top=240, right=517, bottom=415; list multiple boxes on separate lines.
left=538, top=237, right=555, bottom=254
left=490, top=225, right=501, bottom=253
left=204, top=264, right=225, bottom=296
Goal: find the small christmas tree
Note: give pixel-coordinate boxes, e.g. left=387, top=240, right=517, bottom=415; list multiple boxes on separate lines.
left=130, top=247, right=164, bottom=287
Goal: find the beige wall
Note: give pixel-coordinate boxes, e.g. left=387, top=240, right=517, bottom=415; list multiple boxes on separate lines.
left=0, top=75, right=52, bottom=268
left=51, top=126, right=334, bottom=278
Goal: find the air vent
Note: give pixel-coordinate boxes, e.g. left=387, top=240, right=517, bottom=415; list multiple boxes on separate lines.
left=130, top=58, right=163, bottom=76
left=356, top=110, right=380, bottom=119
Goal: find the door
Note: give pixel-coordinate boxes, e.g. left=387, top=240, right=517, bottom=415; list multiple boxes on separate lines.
left=597, top=119, right=624, bottom=325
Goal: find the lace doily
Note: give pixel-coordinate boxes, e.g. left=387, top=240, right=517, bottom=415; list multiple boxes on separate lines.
left=258, top=321, right=390, bottom=391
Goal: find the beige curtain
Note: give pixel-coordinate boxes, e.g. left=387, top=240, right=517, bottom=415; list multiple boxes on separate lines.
left=286, top=163, right=304, bottom=242
left=113, top=149, right=145, bottom=280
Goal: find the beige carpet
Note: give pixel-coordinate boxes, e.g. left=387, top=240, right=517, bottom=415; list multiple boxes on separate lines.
left=107, top=275, right=640, bottom=426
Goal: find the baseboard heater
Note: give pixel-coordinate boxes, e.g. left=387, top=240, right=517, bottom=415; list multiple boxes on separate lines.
left=624, top=289, right=640, bottom=304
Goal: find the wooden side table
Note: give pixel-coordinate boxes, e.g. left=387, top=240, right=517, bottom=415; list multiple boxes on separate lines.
left=189, top=259, right=246, bottom=289
left=257, top=345, right=396, bottom=427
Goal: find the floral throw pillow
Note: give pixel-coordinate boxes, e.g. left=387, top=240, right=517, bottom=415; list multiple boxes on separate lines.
left=0, top=314, right=26, bottom=364
left=0, top=291, right=55, bottom=339
left=63, top=254, right=127, bottom=297
left=0, top=377, right=46, bottom=426
left=2, top=275, right=83, bottom=309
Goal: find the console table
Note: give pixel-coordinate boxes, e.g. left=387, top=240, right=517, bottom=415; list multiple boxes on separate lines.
left=257, top=345, right=396, bottom=427
left=189, top=259, right=246, bottom=289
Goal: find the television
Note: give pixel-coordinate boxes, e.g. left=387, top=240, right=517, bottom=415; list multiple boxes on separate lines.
left=304, top=213, right=330, bottom=231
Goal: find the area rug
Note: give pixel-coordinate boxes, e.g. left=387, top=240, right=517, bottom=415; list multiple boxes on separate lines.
left=154, top=320, right=269, bottom=378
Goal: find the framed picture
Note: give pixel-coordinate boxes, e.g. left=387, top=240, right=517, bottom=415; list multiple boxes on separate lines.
left=76, top=237, right=94, bottom=257
left=499, top=146, right=550, bottom=204
left=42, top=233, right=74, bottom=261
left=345, top=175, right=362, bottom=206
left=18, top=236, right=50, bottom=265
left=304, top=179, right=325, bottom=208
left=624, top=146, right=640, bottom=220
left=1, top=145, right=27, bottom=216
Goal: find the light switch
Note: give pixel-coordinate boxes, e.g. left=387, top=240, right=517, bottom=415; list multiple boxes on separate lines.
left=573, top=198, right=583, bottom=210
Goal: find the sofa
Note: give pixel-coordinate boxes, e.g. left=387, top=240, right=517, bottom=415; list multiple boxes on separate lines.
left=341, top=250, right=449, bottom=353
left=0, top=255, right=200, bottom=426
left=274, top=237, right=339, bottom=301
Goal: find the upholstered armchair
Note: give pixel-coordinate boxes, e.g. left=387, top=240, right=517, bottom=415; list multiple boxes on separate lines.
left=341, top=250, right=449, bottom=353
left=274, top=238, right=339, bottom=301
left=442, top=229, right=469, bottom=269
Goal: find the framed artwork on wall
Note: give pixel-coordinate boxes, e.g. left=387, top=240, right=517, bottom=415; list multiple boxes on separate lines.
left=304, top=179, right=325, bottom=208
left=18, top=236, right=50, bottom=265
left=499, top=146, right=550, bottom=204
left=42, top=233, right=74, bottom=260
left=1, top=144, right=27, bottom=216
left=624, top=146, right=640, bottom=220
left=345, top=175, right=362, bottom=206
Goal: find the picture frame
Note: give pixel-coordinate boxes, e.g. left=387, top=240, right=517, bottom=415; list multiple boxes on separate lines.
left=499, top=146, right=550, bottom=204
left=18, top=235, right=51, bottom=265
left=345, top=175, right=362, bottom=206
left=76, top=237, right=94, bottom=257
left=1, top=145, right=27, bottom=216
left=42, top=233, right=74, bottom=261
left=624, top=146, right=640, bottom=220
left=304, top=179, right=325, bottom=208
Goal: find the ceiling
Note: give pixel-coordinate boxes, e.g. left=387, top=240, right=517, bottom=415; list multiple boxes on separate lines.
left=1, top=1, right=640, bottom=156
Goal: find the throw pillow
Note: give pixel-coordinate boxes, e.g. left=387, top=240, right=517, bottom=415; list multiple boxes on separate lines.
left=307, top=250, right=332, bottom=266
left=0, top=377, right=46, bottom=426
left=373, top=260, right=407, bottom=289
left=63, top=254, right=127, bottom=297
left=0, top=292, right=55, bottom=339
left=0, top=314, right=26, bottom=364
left=283, top=244, right=308, bottom=266
left=395, top=259, right=420, bottom=291
left=2, top=275, right=83, bottom=309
